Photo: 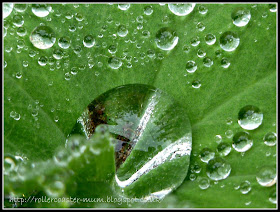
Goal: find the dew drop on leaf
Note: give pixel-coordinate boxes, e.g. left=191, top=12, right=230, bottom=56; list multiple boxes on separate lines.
left=30, top=25, right=56, bottom=50
left=206, top=157, right=231, bottom=181
left=221, top=57, right=231, bottom=68
left=263, top=132, right=277, bottom=146
left=199, top=148, right=215, bottom=163
left=198, top=5, right=208, bottom=14
left=3, top=3, right=14, bottom=19
left=220, top=31, right=240, bottom=52
left=216, top=142, right=231, bottom=156
left=70, top=84, right=192, bottom=199
left=117, top=25, right=128, bottom=37
left=239, top=180, right=251, bottom=194
left=238, top=105, right=263, bottom=130
left=118, top=4, right=130, bottom=11
left=31, top=4, right=52, bottom=17
left=12, top=15, right=24, bottom=27
left=256, top=166, right=276, bottom=187
left=108, top=57, right=122, bottom=69
left=58, top=36, right=71, bottom=49
left=155, top=27, right=179, bottom=51
left=203, top=57, right=213, bottom=67
left=231, top=8, right=251, bottom=27
left=269, top=189, right=277, bottom=204
left=198, top=177, right=210, bottom=189
left=232, top=131, right=253, bottom=152
left=144, top=6, right=153, bottom=15
left=186, top=60, right=197, bottom=73
left=14, top=4, right=28, bottom=12
left=83, top=34, right=95, bottom=48
left=168, top=3, right=196, bottom=16
left=192, top=80, right=201, bottom=89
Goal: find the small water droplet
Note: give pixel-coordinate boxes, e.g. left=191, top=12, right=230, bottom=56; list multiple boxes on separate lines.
left=203, top=57, right=213, bottom=67
left=215, top=135, right=222, bottom=143
left=217, top=142, right=231, bottom=156
left=12, top=15, right=24, bottom=27
left=10, top=111, right=21, bottom=121
left=198, top=5, right=208, bottom=14
left=198, top=177, right=210, bottom=189
left=197, top=49, right=206, bottom=58
left=30, top=25, right=56, bottom=49
left=225, top=130, right=233, bottom=138
left=206, top=157, right=231, bottom=181
left=38, top=56, right=48, bottom=66
left=231, top=8, right=251, bottom=27
left=238, top=105, right=263, bottom=130
left=191, top=36, right=200, bottom=46
left=221, top=57, right=231, bottom=68
left=256, top=166, right=276, bottom=187
left=269, top=4, right=277, bottom=13
left=117, top=24, right=128, bottom=37
left=168, top=3, right=196, bottom=16
left=83, top=34, right=95, bottom=48
left=108, top=57, right=122, bottom=69
left=205, top=33, right=216, bottom=45
left=31, top=4, right=52, bottom=17
left=263, top=132, right=277, bottom=146
left=269, top=189, right=277, bottom=204
left=3, top=3, right=14, bottom=19
left=220, top=31, right=240, bottom=52
left=58, top=36, right=71, bottom=49
left=189, top=173, right=197, bottom=181
left=14, top=4, right=28, bottom=13
left=192, top=80, right=201, bottom=89
left=118, top=4, right=130, bottom=11
left=186, top=61, right=197, bottom=73
left=239, top=180, right=251, bottom=194
left=196, top=22, right=205, bottom=31
left=16, top=26, right=27, bottom=37
left=232, top=131, right=253, bottom=152
left=144, top=6, right=153, bottom=15
left=200, top=148, right=215, bottom=163
left=155, top=27, right=179, bottom=51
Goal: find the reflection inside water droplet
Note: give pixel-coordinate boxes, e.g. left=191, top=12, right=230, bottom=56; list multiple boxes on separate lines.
left=70, top=84, right=192, bottom=199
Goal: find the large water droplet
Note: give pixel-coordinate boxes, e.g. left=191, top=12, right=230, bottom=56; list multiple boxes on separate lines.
left=238, top=105, right=263, bottom=130
left=206, top=157, right=231, bottom=181
left=70, top=84, right=192, bottom=199
left=263, top=132, right=277, bottom=146
left=256, top=166, right=276, bottom=187
left=31, top=4, right=52, bottom=17
left=30, top=25, right=56, bottom=49
left=3, top=3, right=14, bottom=19
left=220, top=31, right=240, bottom=52
left=168, top=3, right=196, bottom=16
left=231, top=8, right=251, bottom=27
left=155, top=27, right=178, bottom=51
left=232, top=131, right=253, bottom=152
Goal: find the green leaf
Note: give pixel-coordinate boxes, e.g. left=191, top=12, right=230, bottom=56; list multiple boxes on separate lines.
left=4, top=3, right=276, bottom=208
